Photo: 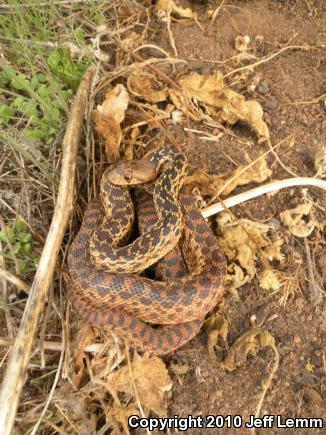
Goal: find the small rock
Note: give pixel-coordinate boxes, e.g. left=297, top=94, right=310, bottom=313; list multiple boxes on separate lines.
left=267, top=217, right=281, bottom=230
left=310, top=352, right=321, bottom=368
left=294, top=297, right=304, bottom=308
left=257, top=83, right=269, bottom=94
left=293, top=335, right=301, bottom=344
left=302, top=371, right=316, bottom=385
left=264, top=98, right=278, bottom=110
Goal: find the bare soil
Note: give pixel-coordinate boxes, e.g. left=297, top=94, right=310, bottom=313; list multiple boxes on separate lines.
left=158, top=1, right=326, bottom=433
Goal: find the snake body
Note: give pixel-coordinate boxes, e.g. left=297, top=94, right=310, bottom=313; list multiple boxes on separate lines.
left=67, top=148, right=226, bottom=354
left=90, top=149, right=187, bottom=273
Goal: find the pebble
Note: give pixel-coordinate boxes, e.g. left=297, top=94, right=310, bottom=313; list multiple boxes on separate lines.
left=302, top=371, right=316, bottom=385
left=257, top=83, right=270, bottom=94
left=264, top=98, right=278, bottom=110
left=310, top=352, right=321, bottom=368
left=293, top=335, right=301, bottom=344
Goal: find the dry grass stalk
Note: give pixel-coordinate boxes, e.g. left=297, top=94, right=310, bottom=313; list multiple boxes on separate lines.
left=0, top=65, right=96, bottom=435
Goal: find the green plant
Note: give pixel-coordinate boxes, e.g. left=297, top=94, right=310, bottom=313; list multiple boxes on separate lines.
left=0, top=3, right=88, bottom=144
left=0, top=55, right=84, bottom=143
left=0, top=218, right=40, bottom=273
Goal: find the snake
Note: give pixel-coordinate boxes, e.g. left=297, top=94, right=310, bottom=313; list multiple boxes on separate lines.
left=67, top=148, right=226, bottom=354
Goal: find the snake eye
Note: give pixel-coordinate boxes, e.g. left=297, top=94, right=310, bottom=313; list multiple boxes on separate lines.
left=124, top=174, right=132, bottom=181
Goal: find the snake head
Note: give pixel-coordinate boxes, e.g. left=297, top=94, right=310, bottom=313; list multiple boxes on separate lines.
left=108, top=158, right=158, bottom=186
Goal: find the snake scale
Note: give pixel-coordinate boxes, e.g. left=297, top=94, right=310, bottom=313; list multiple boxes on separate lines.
left=67, top=148, right=226, bottom=354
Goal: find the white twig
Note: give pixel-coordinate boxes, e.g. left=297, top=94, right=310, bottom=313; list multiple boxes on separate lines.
left=201, top=177, right=326, bottom=218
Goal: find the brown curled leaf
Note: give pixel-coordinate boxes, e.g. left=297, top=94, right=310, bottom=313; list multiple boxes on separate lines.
left=106, top=354, right=172, bottom=416
left=93, top=84, right=129, bottom=162
left=177, top=71, right=269, bottom=141
left=127, top=71, right=168, bottom=103
left=280, top=202, right=316, bottom=237
left=221, top=328, right=278, bottom=371
left=156, top=0, right=198, bottom=20
left=204, top=313, right=229, bottom=364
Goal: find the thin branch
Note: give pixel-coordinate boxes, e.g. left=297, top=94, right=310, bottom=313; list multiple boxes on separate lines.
left=201, top=177, right=326, bottom=218
left=208, top=0, right=225, bottom=31
left=0, top=65, right=96, bottom=435
left=223, top=45, right=311, bottom=79
left=0, top=268, right=30, bottom=293
left=0, top=336, right=104, bottom=354
left=304, top=237, right=323, bottom=305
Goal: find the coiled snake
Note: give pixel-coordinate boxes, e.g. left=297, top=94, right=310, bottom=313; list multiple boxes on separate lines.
left=67, top=148, right=226, bottom=354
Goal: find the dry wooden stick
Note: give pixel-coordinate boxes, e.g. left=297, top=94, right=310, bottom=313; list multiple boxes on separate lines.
left=0, top=336, right=105, bottom=354
left=0, top=268, right=30, bottom=293
left=0, top=65, right=96, bottom=435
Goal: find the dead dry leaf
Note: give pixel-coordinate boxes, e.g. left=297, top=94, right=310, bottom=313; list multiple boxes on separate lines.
left=93, top=84, right=129, bottom=161
left=262, top=239, right=285, bottom=263
left=71, top=323, right=98, bottom=387
left=127, top=71, right=168, bottom=103
left=184, top=158, right=271, bottom=198
left=169, top=89, right=203, bottom=121
left=221, top=328, right=278, bottom=371
left=107, top=354, right=172, bottom=416
left=280, top=202, right=316, bottom=237
left=235, top=35, right=250, bottom=52
left=259, top=268, right=281, bottom=291
left=227, top=263, right=249, bottom=288
left=221, top=328, right=279, bottom=422
left=108, top=402, right=140, bottom=431
left=156, top=0, right=198, bottom=20
left=177, top=71, right=269, bottom=141
left=184, top=169, right=226, bottom=196
left=96, top=84, right=129, bottom=123
left=315, top=146, right=326, bottom=177
left=204, top=314, right=229, bottom=363
left=217, top=213, right=270, bottom=280
left=220, top=157, right=272, bottom=196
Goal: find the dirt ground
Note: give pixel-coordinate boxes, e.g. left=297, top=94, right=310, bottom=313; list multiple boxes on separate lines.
left=161, top=1, right=326, bottom=433
left=1, top=0, right=325, bottom=433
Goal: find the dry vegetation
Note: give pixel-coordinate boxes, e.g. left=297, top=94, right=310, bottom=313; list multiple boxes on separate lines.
left=0, top=1, right=325, bottom=434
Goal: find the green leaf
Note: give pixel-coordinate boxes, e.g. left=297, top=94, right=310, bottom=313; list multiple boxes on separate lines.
left=11, top=74, right=30, bottom=91
left=21, top=242, right=31, bottom=255
left=38, top=84, right=50, bottom=98
left=6, top=228, right=15, bottom=244
left=13, top=242, right=21, bottom=254
left=18, top=259, right=28, bottom=273
left=25, top=129, right=46, bottom=140
left=13, top=97, right=38, bottom=119
left=0, top=103, right=15, bottom=120
left=37, top=73, right=47, bottom=83
left=47, top=49, right=61, bottom=69
left=2, top=66, right=17, bottom=81
left=15, top=218, right=25, bottom=230
left=30, top=76, right=39, bottom=90
left=74, top=27, right=85, bottom=44
left=19, top=232, right=32, bottom=243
